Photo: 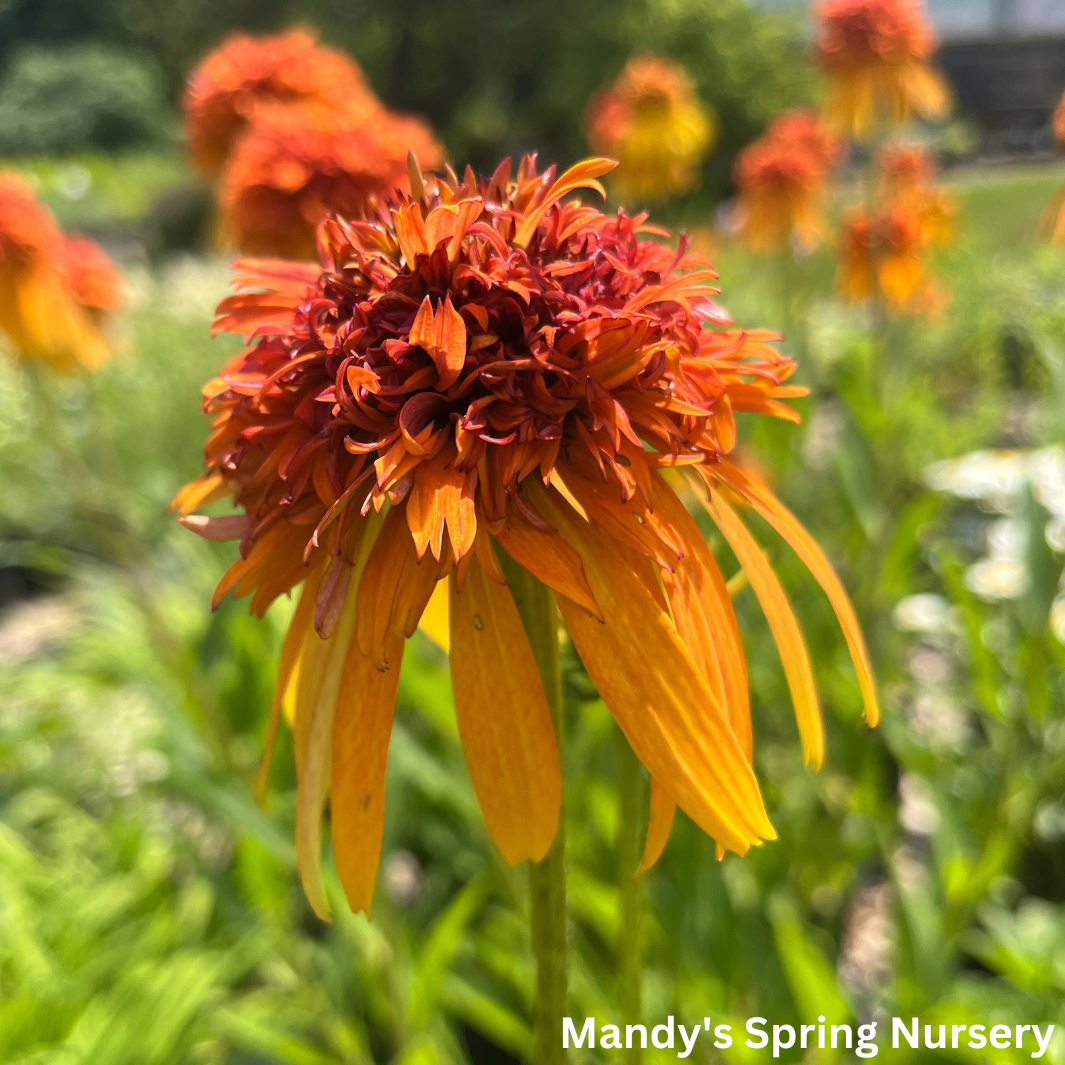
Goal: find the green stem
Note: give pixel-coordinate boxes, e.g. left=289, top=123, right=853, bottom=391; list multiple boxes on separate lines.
left=616, top=730, right=645, bottom=1034
left=501, top=556, right=567, bottom=1065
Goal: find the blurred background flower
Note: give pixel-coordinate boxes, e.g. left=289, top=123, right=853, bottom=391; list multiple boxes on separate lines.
left=585, top=55, right=716, bottom=202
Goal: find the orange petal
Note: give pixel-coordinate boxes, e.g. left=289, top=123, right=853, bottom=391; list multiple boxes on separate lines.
left=635, top=778, right=676, bottom=876
left=493, top=509, right=601, bottom=619
left=331, top=631, right=403, bottom=916
left=407, top=448, right=477, bottom=563
left=650, top=473, right=752, bottom=759
left=448, top=553, right=562, bottom=864
left=408, top=294, right=435, bottom=352
left=513, top=157, right=616, bottom=247
left=171, top=473, right=227, bottom=515
left=532, top=482, right=774, bottom=854
left=706, top=491, right=823, bottom=769
left=706, top=461, right=878, bottom=726
left=433, top=292, right=467, bottom=391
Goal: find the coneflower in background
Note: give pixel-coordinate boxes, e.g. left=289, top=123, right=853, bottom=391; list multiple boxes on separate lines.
left=585, top=56, right=715, bottom=202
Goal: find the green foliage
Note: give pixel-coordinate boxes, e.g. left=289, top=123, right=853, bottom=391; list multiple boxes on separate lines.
left=0, top=44, right=170, bottom=156
left=2, top=164, right=1065, bottom=1064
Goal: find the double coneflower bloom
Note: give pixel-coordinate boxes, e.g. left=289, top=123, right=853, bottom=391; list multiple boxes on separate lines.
left=185, top=31, right=443, bottom=258
left=814, top=0, right=951, bottom=140
left=734, top=110, right=840, bottom=254
left=176, top=156, right=877, bottom=917
left=837, top=144, right=951, bottom=313
left=586, top=57, right=715, bottom=202
left=0, top=172, right=123, bottom=372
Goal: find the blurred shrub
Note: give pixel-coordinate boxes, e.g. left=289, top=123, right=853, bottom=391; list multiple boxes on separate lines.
left=0, top=45, right=169, bottom=156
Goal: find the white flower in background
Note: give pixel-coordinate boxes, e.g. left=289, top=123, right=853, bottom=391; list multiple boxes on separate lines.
left=893, top=592, right=954, bottom=633
left=908, top=691, right=970, bottom=752
left=898, top=773, right=940, bottom=835
left=985, top=516, right=1026, bottom=561
left=925, top=449, right=1028, bottom=512
left=927, top=447, right=1065, bottom=600
left=1051, top=594, right=1065, bottom=644
left=1046, top=516, right=1065, bottom=554
left=964, top=558, right=1028, bottom=600
left=837, top=882, right=894, bottom=999
left=1028, top=446, right=1065, bottom=517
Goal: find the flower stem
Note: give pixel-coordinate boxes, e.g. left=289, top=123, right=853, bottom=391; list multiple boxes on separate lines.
left=616, top=730, right=645, bottom=1031
left=500, top=556, right=567, bottom=1065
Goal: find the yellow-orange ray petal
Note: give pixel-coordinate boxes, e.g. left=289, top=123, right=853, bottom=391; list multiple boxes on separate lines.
left=650, top=473, right=752, bottom=759
left=170, top=473, right=228, bottom=515
left=532, top=482, right=774, bottom=854
left=705, top=491, right=824, bottom=768
left=448, top=553, right=562, bottom=864
left=635, top=777, right=676, bottom=876
left=293, top=570, right=360, bottom=920
left=493, top=509, right=601, bottom=619
left=358, top=505, right=441, bottom=670
left=417, top=577, right=450, bottom=652
left=513, top=157, right=616, bottom=248
left=256, top=556, right=328, bottom=805
left=331, top=631, right=404, bottom=916
left=707, top=460, right=878, bottom=727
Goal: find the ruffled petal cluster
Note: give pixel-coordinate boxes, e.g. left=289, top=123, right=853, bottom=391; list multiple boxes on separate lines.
left=184, top=30, right=373, bottom=176
left=586, top=56, right=715, bottom=202
left=177, top=156, right=877, bottom=916
left=185, top=31, right=445, bottom=258
left=218, top=103, right=443, bottom=259
left=814, top=0, right=951, bottom=138
left=734, top=110, right=840, bottom=254
left=0, top=172, right=122, bottom=372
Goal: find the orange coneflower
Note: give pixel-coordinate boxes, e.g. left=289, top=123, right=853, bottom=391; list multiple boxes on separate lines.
left=1040, top=92, right=1065, bottom=243
left=184, top=29, right=373, bottom=176
left=837, top=203, right=941, bottom=312
left=61, top=235, right=125, bottom=322
left=814, top=0, right=951, bottom=140
left=218, top=101, right=443, bottom=259
left=1054, top=89, right=1065, bottom=147
left=175, top=155, right=877, bottom=917
left=734, top=110, right=840, bottom=253
left=586, top=56, right=715, bottom=202
left=876, top=142, right=954, bottom=245
left=0, top=172, right=118, bottom=372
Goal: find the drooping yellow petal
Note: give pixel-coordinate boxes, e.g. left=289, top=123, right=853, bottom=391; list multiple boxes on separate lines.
left=417, top=577, right=450, bottom=652
left=635, top=777, right=676, bottom=876
left=256, top=555, right=327, bottom=805
left=331, top=632, right=404, bottom=916
left=705, top=491, right=824, bottom=769
left=532, top=482, right=774, bottom=854
left=293, top=508, right=385, bottom=919
left=448, top=553, right=562, bottom=865
left=650, top=473, right=751, bottom=759
left=293, top=572, right=361, bottom=920
left=706, top=460, right=879, bottom=726
left=358, top=505, right=442, bottom=670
